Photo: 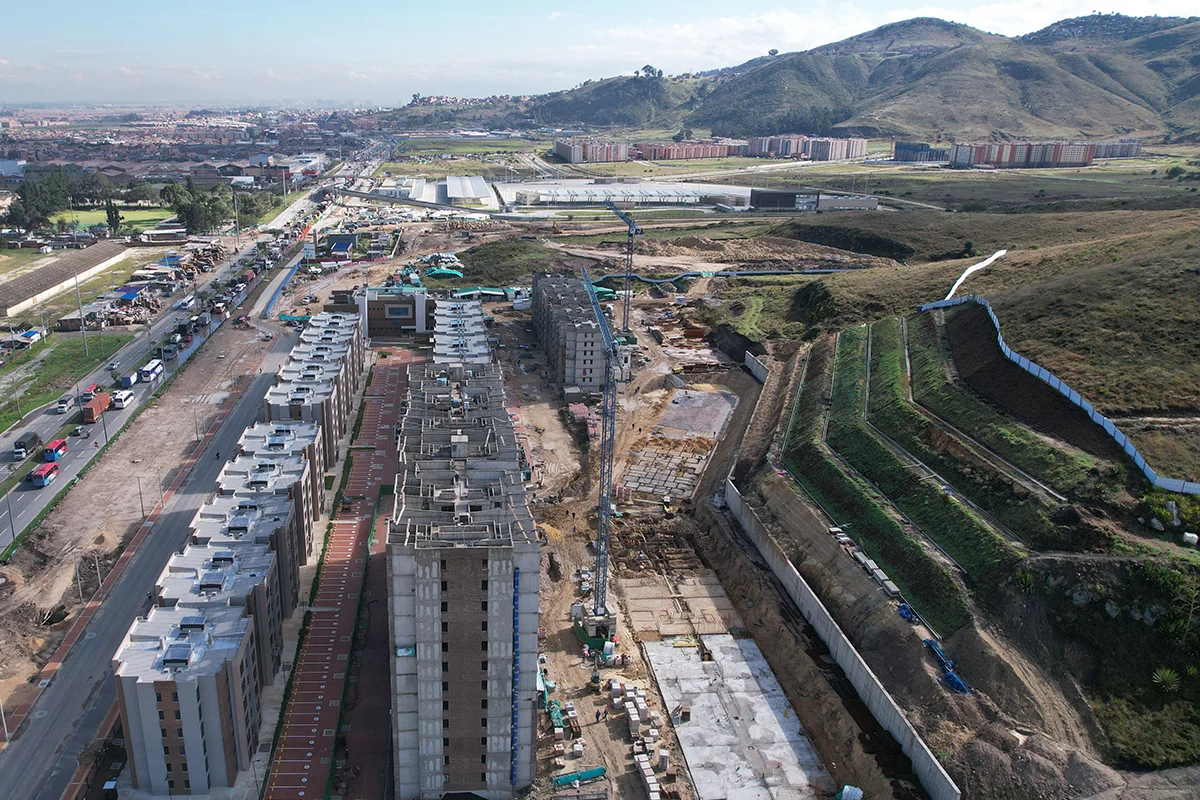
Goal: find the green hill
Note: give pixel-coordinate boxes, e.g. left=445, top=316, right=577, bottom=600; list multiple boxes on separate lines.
left=375, top=14, right=1200, bottom=141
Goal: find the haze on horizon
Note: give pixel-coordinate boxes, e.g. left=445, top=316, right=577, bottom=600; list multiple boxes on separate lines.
left=1, top=0, right=1196, bottom=106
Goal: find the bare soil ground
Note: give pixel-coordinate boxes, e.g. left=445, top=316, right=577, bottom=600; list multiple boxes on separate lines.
left=0, top=322, right=265, bottom=710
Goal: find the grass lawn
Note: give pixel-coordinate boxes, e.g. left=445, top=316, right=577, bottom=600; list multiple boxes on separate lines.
left=420, top=238, right=567, bottom=289
left=0, top=333, right=134, bottom=434
left=49, top=207, right=175, bottom=230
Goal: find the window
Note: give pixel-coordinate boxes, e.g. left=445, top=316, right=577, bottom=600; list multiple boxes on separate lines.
left=443, top=737, right=449, bottom=748
left=166, top=763, right=173, bottom=773
left=172, top=692, right=179, bottom=702
left=163, top=745, right=170, bottom=756
left=481, top=772, right=487, bottom=783
left=180, top=762, right=188, bottom=773
left=481, top=660, right=488, bottom=671
left=442, top=661, right=449, bottom=673
left=174, top=710, right=181, bottom=720
left=161, top=728, right=167, bottom=738
left=480, top=601, right=487, bottom=612
left=441, top=642, right=448, bottom=653
left=184, top=781, right=190, bottom=790
left=481, top=558, right=488, bottom=570
left=158, top=710, right=165, bottom=720
left=481, top=754, right=488, bottom=764
left=168, top=781, right=175, bottom=791
left=481, top=621, right=487, bottom=632
left=442, top=681, right=449, bottom=692
left=441, top=601, right=448, bottom=613
left=442, top=700, right=449, bottom=711
left=481, top=580, right=488, bottom=592
left=441, top=621, right=448, bottom=633
left=176, top=728, right=183, bottom=738
left=482, top=717, right=488, bottom=728
left=179, top=746, right=185, bottom=756
left=443, top=719, right=449, bottom=730
left=155, top=692, right=162, bottom=703
left=481, top=641, right=488, bottom=652
left=481, top=699, right=488, bottom=709
left=480, top=736, right=487, bottom=746
left=444, top=755, right=450, bottom=766
left=440, top=559, right=447, bottom=572
left=481, top=680, right=488, bottom=691
left=441, top=580, right=447, bottom=592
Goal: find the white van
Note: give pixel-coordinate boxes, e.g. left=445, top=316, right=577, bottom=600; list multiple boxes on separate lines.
left=112, top=389, right=135, bottom=409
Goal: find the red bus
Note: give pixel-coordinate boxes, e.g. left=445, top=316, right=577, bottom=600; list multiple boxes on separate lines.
left=44, top=439, right=68, bottom=462
left=30, top=463, right=60, bottom=487
left=82, top=384, right=100, bottom=402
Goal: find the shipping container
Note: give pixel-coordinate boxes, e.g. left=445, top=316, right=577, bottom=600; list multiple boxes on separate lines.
left=121, top=372, right=140, bottom=388
left=82, top=392, right=111, bottom=424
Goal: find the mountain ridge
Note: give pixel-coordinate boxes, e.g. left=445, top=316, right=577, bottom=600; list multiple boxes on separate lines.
left=379, top=14, right=1200, bottom=142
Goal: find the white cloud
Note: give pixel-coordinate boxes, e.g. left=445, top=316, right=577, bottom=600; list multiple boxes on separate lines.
left=547, top=11, right=571, bottom=21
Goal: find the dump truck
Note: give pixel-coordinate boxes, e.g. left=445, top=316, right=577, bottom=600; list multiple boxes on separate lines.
left=81, top=392, right=111, bottom=424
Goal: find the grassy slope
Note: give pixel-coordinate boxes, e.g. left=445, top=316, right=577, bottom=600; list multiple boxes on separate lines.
left=827, top=327, right=1022, bottom=590
left=782, top=334, right=971, bottom=634
left=49, top=207, right=174, bottom=229
left=906, top=312, right=1101, bottom=494
left=867, top=318, right=1071, bottom=550
left=419, top=238, right=566, bottom=290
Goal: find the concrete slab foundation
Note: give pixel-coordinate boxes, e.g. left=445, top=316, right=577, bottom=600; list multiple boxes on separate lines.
left=644, top=634, right=833, bottom=800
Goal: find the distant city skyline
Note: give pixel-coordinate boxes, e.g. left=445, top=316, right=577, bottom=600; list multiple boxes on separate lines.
left=1, top=0, right=1195, bottom=105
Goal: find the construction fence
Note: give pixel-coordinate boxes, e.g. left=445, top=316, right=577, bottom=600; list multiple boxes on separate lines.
left=919, top=295, right=1200, bottom=495
left=724, top=477, right=962, bottom=800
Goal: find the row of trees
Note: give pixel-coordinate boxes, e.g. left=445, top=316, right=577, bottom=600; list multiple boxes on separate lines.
left=5, top=170, right=161, bottom=230
left=5, top=169, right=283, bottom=235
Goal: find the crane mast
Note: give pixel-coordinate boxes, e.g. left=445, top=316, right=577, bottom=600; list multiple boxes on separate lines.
left=604, top=200, right=641, bottom=332
left=580, top=266, right=621, bottom=616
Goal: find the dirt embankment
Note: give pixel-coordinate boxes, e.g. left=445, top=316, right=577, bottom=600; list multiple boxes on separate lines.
left=0, top=323, right=265, bottom=709
left=636, top=235, right=900, bottom=270
left=743, top=469, right=1131, bottom=800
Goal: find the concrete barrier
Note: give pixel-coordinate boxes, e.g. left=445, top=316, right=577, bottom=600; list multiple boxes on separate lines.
left=724, top=477, right=962, bottom=800
left=743, top=351, right=770, bottom=383
left=918, top=295, right=1200, bottom=495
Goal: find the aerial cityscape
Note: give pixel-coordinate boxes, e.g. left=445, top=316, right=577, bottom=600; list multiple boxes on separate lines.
left=1, top=4, right=1200, bottom=800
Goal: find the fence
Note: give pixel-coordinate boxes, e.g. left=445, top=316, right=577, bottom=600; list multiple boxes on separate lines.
left=919, top=295, right=1200, bottom=495
left=724, top=477, right=961, bottom=800
left=743, top=351, right=770, bottom=383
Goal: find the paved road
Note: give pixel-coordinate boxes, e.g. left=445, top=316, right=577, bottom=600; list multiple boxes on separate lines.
left=0, top=189, right=327, bottom=553
left=0, top=332, right=296, bottom=800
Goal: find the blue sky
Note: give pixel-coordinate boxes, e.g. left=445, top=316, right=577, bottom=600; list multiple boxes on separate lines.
left=0, top=0, right=1194, bottom=105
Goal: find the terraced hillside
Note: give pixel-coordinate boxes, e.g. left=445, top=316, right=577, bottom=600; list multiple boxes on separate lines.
left=780, top=304, right=1200, bottom=771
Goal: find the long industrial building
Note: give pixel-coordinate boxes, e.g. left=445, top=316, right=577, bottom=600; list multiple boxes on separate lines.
left=113, top=313, right=365, bottom=797
left=387, top=300, right=540, bottom=799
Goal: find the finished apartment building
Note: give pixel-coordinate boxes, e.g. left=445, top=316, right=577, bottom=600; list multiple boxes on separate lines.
left=950, top=138, right=1142, bottom=168
left=265, top=312, right=365, bottom=465
left=748, top=134, right=867, bottom=161
left=113, top=606, right=261, bottom=795
left=387, top=359, right=540, bottom=800
left=553, top=138, right=629, bottom=164
left=238, top=421, right=326, bottom=520
left=113, top=313, right=364, bottom=797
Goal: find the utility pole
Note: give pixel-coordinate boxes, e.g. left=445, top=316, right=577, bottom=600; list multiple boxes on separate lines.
left=73, top=269, right=89, bottom=357
left=136, top=476, right=146, bottom=518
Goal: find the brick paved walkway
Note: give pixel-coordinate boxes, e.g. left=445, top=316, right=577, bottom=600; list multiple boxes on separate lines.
left=265, top=352, right=409, bottom=800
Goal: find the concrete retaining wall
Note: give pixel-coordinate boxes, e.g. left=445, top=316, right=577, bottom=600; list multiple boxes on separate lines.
left=919, top=295, right=1200, bottom=495
left=724, top=477, right=961, bottom=800
left=743, top=351, right=770, bottom=383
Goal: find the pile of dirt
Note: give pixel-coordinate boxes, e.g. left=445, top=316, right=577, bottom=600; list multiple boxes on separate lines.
left=637, top=235, right=898, bottom=270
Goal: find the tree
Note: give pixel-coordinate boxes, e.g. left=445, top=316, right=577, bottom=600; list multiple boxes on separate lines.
left=105, top=198, right=123, bottom=233
left=673, top=128, right=694, bottom=142
left=125, top=181, right=158, bottom=205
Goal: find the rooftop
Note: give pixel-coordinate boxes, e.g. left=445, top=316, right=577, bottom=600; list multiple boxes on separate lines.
left=114, top=605, right=250, bottom=681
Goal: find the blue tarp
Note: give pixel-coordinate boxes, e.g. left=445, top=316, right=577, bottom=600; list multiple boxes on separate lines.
left=330, top=241, right=352, bottom=253
left=120, top=291, right=141, bottom=301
